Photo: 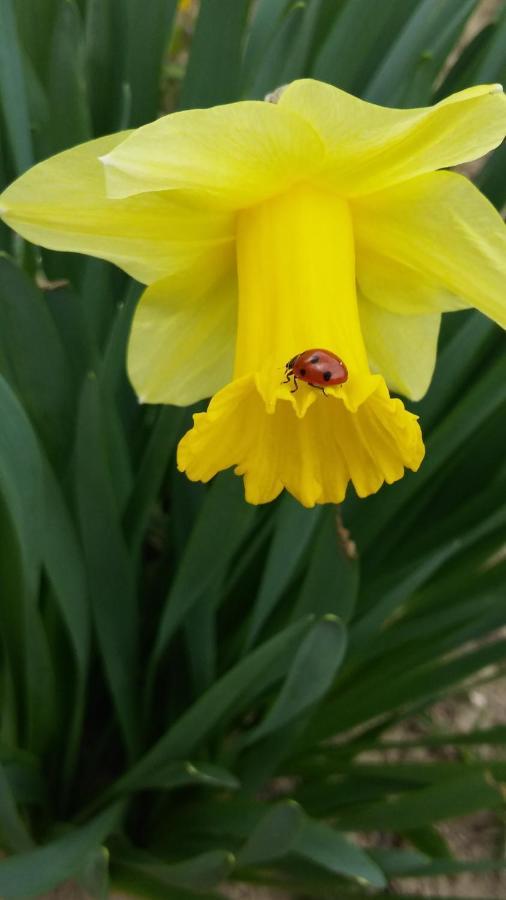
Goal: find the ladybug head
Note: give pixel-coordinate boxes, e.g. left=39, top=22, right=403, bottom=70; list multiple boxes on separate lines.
left=286, top=355, right=298, bottom=371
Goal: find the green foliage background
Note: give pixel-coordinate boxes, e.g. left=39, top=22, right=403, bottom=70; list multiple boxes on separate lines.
left=0, top=0, right=505, bottom=897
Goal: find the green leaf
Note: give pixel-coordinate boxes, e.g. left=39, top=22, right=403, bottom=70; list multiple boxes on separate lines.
left=435, top=23, right=496, bottom=99
left=340, top=759, right=506, bottom=785
left=0, top=376, right=43, bottom=594
left=0, top=256, right=75, bottom=465
left=74, top=375, right=139, bottom=759
left=246, top=2, right=307, bottom=100
left=0, top=762, right=34, bottom=852
left=237, top=617, right=347, bottom=788
left=98, top=280, right=140, bottom=400
left=244, top=495, right=320, bottom=650
left=0, top=0, right=33, bottom=174
left=313, top=0, right=419, bottom=95
left=44, top=282, right=97, bottom=382
left=351, top=351, right=506, bottom=556
left=236, top=801, right=304, bottom=866
left=168, top=797, right=265, bottom=841
left=101, top=401, right=134, bottom=513
left=293, top=507, right=359, bottom=621
left=396, top=458, right=506, bottom=562
left=243, top=616, right=347, bottom=744
left=179, top=0, right=250, bottom=108
left=338, top=772, right=503, bottom=831
left=279, top=0, right=340, bottom=84
left=138, top=760, right=240, bottom=792
left=350, top=501, right=506, bottom=655
left=41, top=459, right=90, bottom=783
left=308, top=636, right=506, bottom=743
left=78, top=847, right=110, bottom=900
left=351, top=583, right=506, bottom=685
left=84, top=0, right=123, bottom=135
left=369, top=845, right=506, bottom=879
left=365, top=0, right=477, bottom=106
left=184, top=597, right=218, bottom=695
left=471, top=2, right=506, bottom=84
left=149, top=472, right=257, bottom=679
left=367, top=847, right=430, bottom=876
left=241, top=0, right=290, bottom=88
left=403, top=824, right=453, bottom=859
left=113, top=866, right=226, bottom=900
left=79, top=259, right=125, bottom=353
left=293, top=819, right=386, bottom=888
left=114, top=617, right=313, bottom=794
left=415, top=312, right=497, bottom=431
left=124, top=0, right=178, bottom=126
left=0, top=804, right=121, bottom=898
left=477, top=140, right=506, bottom=209
left=0, top=376, right=57, bottom=753
left=124, top=405, right=186, bottom=554
left=0, top=756, right=44, bottom=808
left=47, top=0, right=92, bottom=153
left=238, top=720, right=304, bottom=791
left=113, top=845, right=235, bottom=892
left=13, top=0, right=59, bottom=80
left=350, top=542, right=460, bottom=654
left=17, top=50, right=51, bottom=165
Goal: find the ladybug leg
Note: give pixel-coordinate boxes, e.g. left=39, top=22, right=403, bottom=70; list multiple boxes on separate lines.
left=281, top=370, right=292, bottom=386
left=309, top=384, right=328, bottom=397
left=290, top=376, right=299, bottom=393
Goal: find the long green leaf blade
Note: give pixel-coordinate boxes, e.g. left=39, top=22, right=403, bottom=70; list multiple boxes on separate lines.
left=180, top=0, right=250, bottom=108
left=243, top=616, right=347, bottom=744
left=0, top=0, right=33, bottom=174
left=0, top=804, right=121, bottom=898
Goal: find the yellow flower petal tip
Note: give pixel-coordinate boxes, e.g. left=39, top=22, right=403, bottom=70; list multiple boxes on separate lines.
left=177, top=374, right=424, bottom=508
left=279, top=77, right=506, bottom=196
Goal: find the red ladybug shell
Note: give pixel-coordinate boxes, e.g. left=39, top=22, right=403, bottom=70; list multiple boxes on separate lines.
left=286, top=349, right=348, bottom=387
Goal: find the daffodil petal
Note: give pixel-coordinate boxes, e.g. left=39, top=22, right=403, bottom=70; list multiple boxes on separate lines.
left=178, top=374, right=424, bottom=508
left=353, top=170, right=506, bottom=328
left=100, top=101, right=324, bottom=207
left=0, top=133, right=235, bottom=285
left=128, top=269, right=236, bottom=406
left=359, top=295, right=440, bottom=401
left=355, top=244, right=461, bottom=315
left=279, top=79, right=506, bottom=195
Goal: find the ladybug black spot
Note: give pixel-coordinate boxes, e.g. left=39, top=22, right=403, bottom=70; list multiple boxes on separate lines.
left=299, top=368, right=306, bottom=376
left=323, top=371, right=332, bottom=382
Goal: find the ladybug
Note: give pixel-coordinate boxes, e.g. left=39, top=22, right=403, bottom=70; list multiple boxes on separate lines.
left=283, top=349, right=348, bottom=394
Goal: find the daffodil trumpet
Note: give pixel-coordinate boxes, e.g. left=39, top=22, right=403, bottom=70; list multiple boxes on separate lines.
left=177, top=184, right=424, bottom=506
left=1, top=80, right=505, bottom=506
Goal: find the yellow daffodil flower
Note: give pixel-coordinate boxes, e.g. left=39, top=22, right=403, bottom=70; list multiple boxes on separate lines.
left=1, top=80, right=505, bottom=506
